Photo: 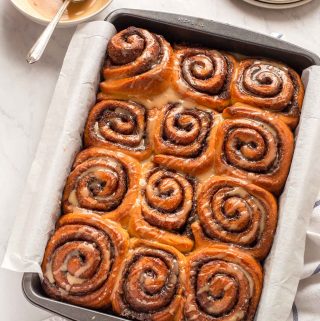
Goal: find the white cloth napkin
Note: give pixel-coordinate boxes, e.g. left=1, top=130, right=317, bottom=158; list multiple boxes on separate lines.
left=286, top=199, right=320, bottom=321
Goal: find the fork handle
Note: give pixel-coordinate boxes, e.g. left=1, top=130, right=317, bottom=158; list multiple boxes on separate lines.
left=26, top=0, right=72, bottom=64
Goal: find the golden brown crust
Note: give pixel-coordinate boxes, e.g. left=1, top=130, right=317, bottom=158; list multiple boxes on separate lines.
left=185, top=245, right=263, bottom=321
left=100, top=27, right=173, bottom=96
left=231, top=59, right=304, bottom=129
left=172, top=48, right=236, bottom=111
left=214, top=104, right=294, bottom=194
left=84, top=100, right=153, bottom=160
left=42, top=26, right=306, bottom=319
left=193, top=176, right=278, bottom=260
left=128, top=163, right=195, bottom=252
left=112, top=238, right=186, bottom=321
left=41, top=213, right=129, bottom=309
left=153, top=102, right=218, bottom=174
left=62, top=147, right=141, bottom=223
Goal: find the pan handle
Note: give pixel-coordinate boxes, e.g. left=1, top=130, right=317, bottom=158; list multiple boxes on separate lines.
left=22, top=273, right=126, bottom=321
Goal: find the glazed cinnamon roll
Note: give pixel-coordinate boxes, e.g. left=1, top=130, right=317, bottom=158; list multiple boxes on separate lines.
left=84, top=100, right=152, bottom=160
left=112, top=238, right=186, bottom=321
left=185, top=245, right=263, bottom=321
left=42, top=213, right=129, bottom=309
left=214, top=104, right=294, bottom=194
left=193, top=176, right=277, bottom=260
left=153, top=102, right=217, bottom=174
left=172, top=48, right=236, bottom=111
left=101, top=27, right=173, bottom=96
left=128, top=164, right=196, bottom=252
left=62, top=147, right=141, bottom=223
left=231, top=59, right=304, bottom=129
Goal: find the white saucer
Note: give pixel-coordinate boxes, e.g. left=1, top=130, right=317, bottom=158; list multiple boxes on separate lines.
left=242, top=0, right=313, bottom=9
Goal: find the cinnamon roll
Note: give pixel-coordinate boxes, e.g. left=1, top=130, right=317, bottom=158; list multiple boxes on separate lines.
left=42, top=213, right=129, bottom=309
left=62, top=147, right=141, bottom=223
left=101, top=27, right=173, bottom=96
left=84, top=100, right=152, bottom=160
left=153, top=102, right=217, bottom=174
left=172, top=48, right=236, bottom=111
left=185, top=245, right=263, bottom=321
left=231, top=59, right=304, bottom=129
left=128, top=164, right=196, bottom=252
left=112, top=238, right=186, bottom=321
left=193, top=176, right=277, bottom=260
left=214, top=104, right=294, bottom=194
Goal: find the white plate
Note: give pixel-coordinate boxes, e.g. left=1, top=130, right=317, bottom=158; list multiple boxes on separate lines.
left=242, top=0, right=313, bottom=9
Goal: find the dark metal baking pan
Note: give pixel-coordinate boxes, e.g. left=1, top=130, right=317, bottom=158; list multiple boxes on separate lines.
left=22, top=8, right=320, bottom=321
left=105, top=9, right=320, bottom=72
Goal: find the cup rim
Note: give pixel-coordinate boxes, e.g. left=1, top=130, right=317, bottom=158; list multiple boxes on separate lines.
left=10, top=0, right=112, bottom=26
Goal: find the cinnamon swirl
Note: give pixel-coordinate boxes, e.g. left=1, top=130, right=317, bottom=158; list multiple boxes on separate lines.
left=42, top=213, right=129, bottom=309
left=185, top=245, right=263, bottom=321
left=62, top=147, right=141, bottom=223
left=193, top=176, right=278, bottom=260
left=101, top=27, right=173, bottom=96
left=231, top=59, right=304, bottom=129
left=172, top=48, right=236, bottom=111
left=153, top=102, right=217, bottom=174
left=214, top=104, right=294, bottom=194
left=128, top=164, right=196, bottom=252
left=112, top=238, right=186, bottom=321
left=84, top=100, right=152, bottom=160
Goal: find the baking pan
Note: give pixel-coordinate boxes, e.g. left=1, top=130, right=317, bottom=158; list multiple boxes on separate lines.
left=22, top=8, right=320, bottom=321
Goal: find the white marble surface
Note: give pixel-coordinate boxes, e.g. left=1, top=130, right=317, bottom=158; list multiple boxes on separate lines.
left=1, top=0, right=320, bottom=320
